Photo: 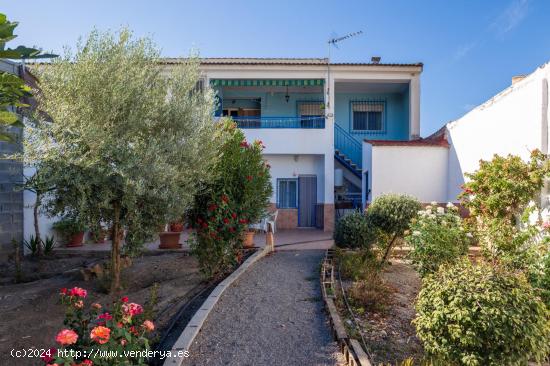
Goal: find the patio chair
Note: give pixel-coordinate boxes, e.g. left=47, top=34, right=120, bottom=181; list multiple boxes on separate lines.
left=266, top=210, right=278, bottom=233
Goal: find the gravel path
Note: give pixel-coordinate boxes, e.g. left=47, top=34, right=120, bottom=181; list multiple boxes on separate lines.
left=184, top=250, right=341, bottom=366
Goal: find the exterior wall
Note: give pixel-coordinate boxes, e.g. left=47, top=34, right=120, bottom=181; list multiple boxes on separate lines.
left=23, top=168, right=59, bottom=244
left=334, top=91, right=410, bottom=142
left=264, top=154, right=325, bottom=204
left=446, top=62, right=550, bottom=202
left=363, top=143, right=448, bottom=204
left=0, top=60, right=24, bottom=255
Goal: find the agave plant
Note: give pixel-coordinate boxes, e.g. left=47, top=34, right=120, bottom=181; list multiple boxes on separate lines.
left=43, top=236, right=56, bottom=255
left=23, top=235, right=41, bottom=256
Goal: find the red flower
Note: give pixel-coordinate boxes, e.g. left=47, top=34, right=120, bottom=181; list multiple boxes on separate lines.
left=81, top=360, right=93, bottom=366
left=221, top=195, right=229, bottom=203
left=223, top=218, right=230, bottom=224
left=231, top=213, right=237, bottom=219
left=129, top=326, right=139, bottom=336
left=68, top=287, right=87, bottom=298
left=59, top=288, right=67, bottom=296
left=41, top=348, right=57, bottom=363
left=197, top=217, right=203, bottom=223
left=246, top=175, right=253, bottom=181
left=240, top=141, right=249, bottom=148
left=239, top=219, right=248, bottom=224
left=121, top=296, right=129, bottom=303
left=210, top=232, right=217, bottom=239
left=97, top=312, right=113, bottom=325
left=229, top=227, right=236, bottom=233
left=201, top=222, right=209, bottom=229
left=208, top=204, right=218, bottom=212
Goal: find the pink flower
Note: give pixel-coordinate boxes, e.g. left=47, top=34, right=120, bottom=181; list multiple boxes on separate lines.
left=142, top=320, right=155, bottom=332
left=120, top=339, right=127, bottom=346
left=68, top=287, right=87, bottom=298
left=59, top=288, right=67, bottom=296
left=543, top=221, right=550, bottom=229
left=240, top=141, right=249, bottom=148
left=81, top=360, right=93, bottom=366
left=74, top=300, right=84, bottom=309
left=122, top=303, right=143, bottom=317
left=55, top=329, right=78, bottom=346
left=91, top=303, right=102, bottom=310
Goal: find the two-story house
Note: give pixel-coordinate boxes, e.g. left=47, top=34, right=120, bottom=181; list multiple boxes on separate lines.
left=176, top=57, right=423, bottom=231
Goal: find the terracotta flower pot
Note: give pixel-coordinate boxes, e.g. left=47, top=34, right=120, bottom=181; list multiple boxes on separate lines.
left=66, top=232, right=85, bottom=247
left=243, top=231, right=255, bottom=248
left=169, top=222, right=184, bottom=232
left=158, top=232, right=182, bottom=249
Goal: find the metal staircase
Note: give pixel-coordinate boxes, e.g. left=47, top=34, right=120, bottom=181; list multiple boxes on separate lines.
left=334, top=124, right=362, bottom=178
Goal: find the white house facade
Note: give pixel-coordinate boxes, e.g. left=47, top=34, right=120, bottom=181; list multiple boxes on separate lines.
left=362, top=60, right=550, bottom=209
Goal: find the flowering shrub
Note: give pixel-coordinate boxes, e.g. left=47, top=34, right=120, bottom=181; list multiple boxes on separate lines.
left=414, top=260, right=550, bottom=366
left=367, top=194, right=421, bottom=264
left=334, top=211, right=377, bottom=250
left=44, top=287, right=155, bottom=365
left=405, top=203, right=471, bottom=277
left=188, top=120, right=272, bottom=278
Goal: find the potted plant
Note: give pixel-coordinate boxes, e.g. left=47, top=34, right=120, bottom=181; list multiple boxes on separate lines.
left=243, top=228, right=255, bottom=248
left=52, top=217, right=87, bottom=247
left=158, top=221, right=182, bottom=249
left=90, top=227, right=108, bottom=244
left=169, top=220, right=184, bottom=233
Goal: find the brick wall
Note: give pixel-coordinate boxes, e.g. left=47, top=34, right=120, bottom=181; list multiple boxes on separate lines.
left=0, top=129, right=24, bottom=256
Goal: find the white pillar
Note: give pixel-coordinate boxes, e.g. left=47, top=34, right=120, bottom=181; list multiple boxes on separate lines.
left=324, top=77, right=335, bottom=205
left=409, top=74, right=420, bottom=139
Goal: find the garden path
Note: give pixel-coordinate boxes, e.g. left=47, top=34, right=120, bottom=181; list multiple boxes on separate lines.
left=183, top=250, right=342, bottom=366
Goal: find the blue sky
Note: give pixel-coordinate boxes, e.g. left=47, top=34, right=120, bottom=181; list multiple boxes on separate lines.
left=4, top=0, right=549, bottom=136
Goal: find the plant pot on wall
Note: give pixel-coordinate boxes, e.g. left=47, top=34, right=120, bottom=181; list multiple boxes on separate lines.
left=169, top=221, right=184, bottom=233
left=67, top=232, right=85, bottom=247
left=158, top=232, right=182, bottom=249
left=243, top=230, right=255, bottom=249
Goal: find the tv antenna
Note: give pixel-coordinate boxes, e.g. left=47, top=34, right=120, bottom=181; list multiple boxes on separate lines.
left=326, top=30, right=363, bottom=108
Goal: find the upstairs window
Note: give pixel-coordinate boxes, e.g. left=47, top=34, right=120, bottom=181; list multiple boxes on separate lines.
left=352, top=102, right=384, bottom=132
left=277, top=179, right=298, bottom=208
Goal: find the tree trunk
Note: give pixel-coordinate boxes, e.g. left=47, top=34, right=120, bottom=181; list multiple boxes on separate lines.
left=110, top=202, right=121, bottom=292
left=33, top=192, right=42, bottom=256
left=380, top=232, right=399, bottom=265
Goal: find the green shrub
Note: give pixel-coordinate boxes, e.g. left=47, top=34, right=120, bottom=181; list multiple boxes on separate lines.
left=406, top=204, right=470, bottom=277
left=337, top=249, right=379, bottom=281
left=368, top=194, right=421, bottom=263
left=414, top=260, right=550, bottom=366
left=52, top=217, right=86, bottom=243
left=23, top=235, right=41, bottom=256
left=334, top=211, right=376, bottom=249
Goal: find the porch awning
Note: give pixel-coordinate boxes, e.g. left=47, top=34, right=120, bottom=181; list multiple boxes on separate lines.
left=210, top=79, right=324, bottom=87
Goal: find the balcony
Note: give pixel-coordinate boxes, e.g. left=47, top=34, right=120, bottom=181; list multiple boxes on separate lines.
left=232, top=116, right=325, bottom=129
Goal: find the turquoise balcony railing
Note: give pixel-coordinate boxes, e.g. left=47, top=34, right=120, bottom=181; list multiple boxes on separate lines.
left=231, top=116, right=325, bottom=129
left=334, top=124, right=362, bottom=170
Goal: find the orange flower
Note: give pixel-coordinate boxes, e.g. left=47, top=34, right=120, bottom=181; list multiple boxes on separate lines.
left=55, top=329, right=78, bottom=346
left=91, top=303, right=102, bottom=310
left=90, top=326, right=111, bottom=344
left=142, top=320, right=155, bottom=332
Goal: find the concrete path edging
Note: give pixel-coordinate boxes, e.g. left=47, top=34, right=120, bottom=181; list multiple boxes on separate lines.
left=163, top=245, right=272, bottom=366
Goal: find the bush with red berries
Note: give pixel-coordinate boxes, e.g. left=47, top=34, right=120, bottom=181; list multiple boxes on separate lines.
left=188, top=119, right=272, bottom=278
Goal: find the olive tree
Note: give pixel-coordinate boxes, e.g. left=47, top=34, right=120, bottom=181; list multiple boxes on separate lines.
left=24, top=29, right=220, bottom=291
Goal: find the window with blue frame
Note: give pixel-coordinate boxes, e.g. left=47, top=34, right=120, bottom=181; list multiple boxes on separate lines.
left=277, top=178, right=298, bottom=208
left=352, top=102, right=384, bottom=132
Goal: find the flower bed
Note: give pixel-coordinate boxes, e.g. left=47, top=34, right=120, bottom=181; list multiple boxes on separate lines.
left=0, top=253, right=205, bottom=366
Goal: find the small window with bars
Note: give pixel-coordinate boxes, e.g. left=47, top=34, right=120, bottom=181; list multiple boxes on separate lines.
left=351, top=102, right=384, bottom=132
left=277, top=179, right=298, bottom=208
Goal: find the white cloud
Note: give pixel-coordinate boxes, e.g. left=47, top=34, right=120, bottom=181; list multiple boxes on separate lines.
left=491, top=0, right=529, bottom=36
left=453, top=42, right=477, bottom=61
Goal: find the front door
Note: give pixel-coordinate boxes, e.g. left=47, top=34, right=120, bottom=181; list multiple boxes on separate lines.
left=298, top=175, right=317, bottom=227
